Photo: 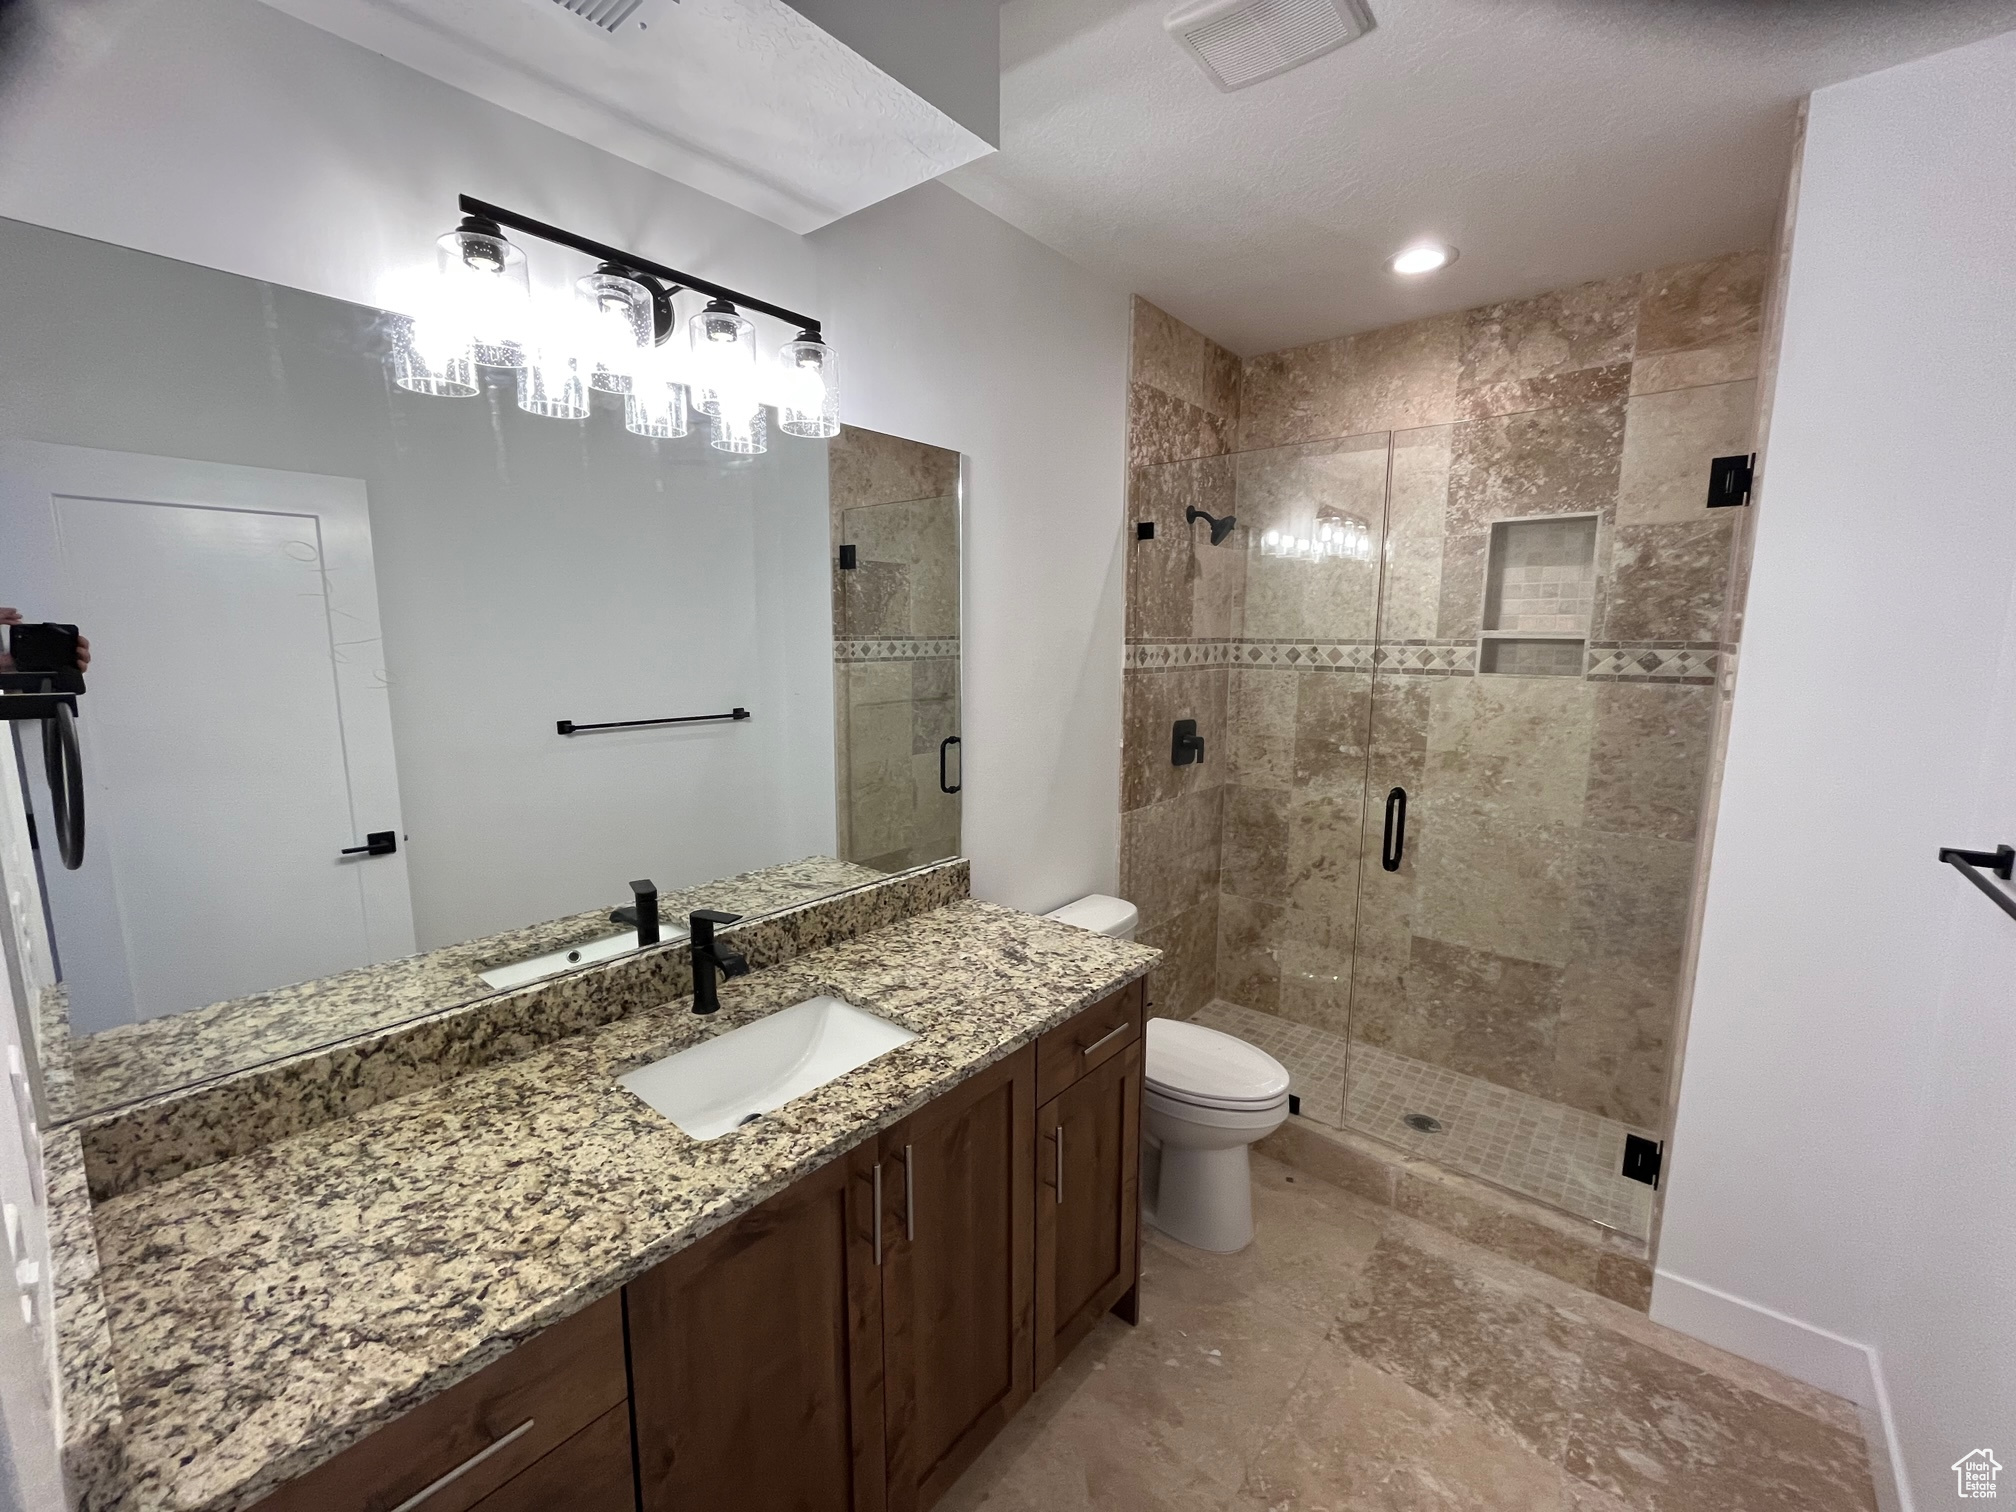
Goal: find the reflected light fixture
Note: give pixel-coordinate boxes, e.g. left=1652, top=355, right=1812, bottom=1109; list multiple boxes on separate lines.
left=1388, top=242, right=1457, bottom=276
left=384, top=194, right=837, bottom=452
left=387, top=305, right=478, bottom=398
left=1260, top=509, right=1373, bottom=562
left=624, top=343, right=691, bottom=439
left=516, top=304, right=592, bottom=420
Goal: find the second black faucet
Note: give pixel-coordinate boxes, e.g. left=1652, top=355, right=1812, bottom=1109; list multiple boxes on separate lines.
left=689, top=909, right=749, bottom=1014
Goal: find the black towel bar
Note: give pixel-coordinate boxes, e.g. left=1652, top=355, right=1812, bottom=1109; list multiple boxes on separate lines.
left=1938, top=843, right=2016, bottom=922
left=558, top=708, right=750, bottom=736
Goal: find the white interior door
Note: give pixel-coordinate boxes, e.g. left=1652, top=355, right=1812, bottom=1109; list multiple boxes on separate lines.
left=0, top=443, right=413, bottom=1033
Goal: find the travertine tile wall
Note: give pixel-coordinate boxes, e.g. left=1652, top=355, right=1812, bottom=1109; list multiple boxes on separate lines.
left=1122, top=253, right=1765, bottom=1129
left=1119, top=298, right=1246, bottom=1018
left=829, top=426, right=962, bottom=873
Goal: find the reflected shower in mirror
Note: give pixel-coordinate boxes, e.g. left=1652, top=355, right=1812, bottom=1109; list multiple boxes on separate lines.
left=0, top=215, right=962, bottom=1121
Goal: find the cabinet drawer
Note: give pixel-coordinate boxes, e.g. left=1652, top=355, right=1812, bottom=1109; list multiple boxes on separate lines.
left=1035, top=981, right=1143, bottom=1106
left=470, top=1402, right=635, bottom=1512
left=252, top=1292, right=628, bottom=1512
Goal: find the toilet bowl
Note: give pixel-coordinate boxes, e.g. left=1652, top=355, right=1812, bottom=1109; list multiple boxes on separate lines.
left=1142, top=1018, right=1291, bottom=1253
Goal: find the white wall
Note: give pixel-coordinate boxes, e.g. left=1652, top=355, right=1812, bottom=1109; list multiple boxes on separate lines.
left=1656, top=27, right=2016, bottom=1507
left=0, top=0, right=1129, bottom=916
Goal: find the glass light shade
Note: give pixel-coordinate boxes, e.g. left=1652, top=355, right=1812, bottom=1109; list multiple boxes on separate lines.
left=578, top=271, right=653, bottom=395
left=437, top=225, right=530, bottom=367
left=709, top=403, right=767, bottom=455
left=776, top=336, right=840, bottom=438
left=387, top=313, right=477, bottom=397
left=625, top=368, right=691, bottom=439
left=689, top=302, right=758, bottom=419
left=515, top=306, right=591, bottom=420
left=1260, top=528, right=1283, bottom=558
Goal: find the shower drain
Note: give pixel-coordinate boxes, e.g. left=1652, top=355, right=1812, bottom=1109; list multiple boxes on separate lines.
left=1401, top=1112, right=1445, bottom=1134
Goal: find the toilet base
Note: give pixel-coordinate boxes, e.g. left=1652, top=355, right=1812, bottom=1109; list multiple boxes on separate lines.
left=1144, top=1139, right=1256, bottom=1253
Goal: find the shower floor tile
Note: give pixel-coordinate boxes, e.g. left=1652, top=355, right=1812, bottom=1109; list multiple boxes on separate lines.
left=1190, top=1001, right=1656, bottom=1240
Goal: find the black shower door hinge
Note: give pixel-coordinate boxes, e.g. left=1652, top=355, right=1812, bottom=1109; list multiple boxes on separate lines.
left=1621, top=1133, right=1664, bottom=1188
left=1707, top=453, right=1755, bottom=508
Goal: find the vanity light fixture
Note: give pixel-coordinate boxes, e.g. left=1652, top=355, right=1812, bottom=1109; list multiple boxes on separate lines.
left=439, top=215, right=531, bottom=368
left=777, top=333, right=841, bottom=439
left=385, top=196, right=840, bottom=455
left=1387, top=242, right=1457, bottom=276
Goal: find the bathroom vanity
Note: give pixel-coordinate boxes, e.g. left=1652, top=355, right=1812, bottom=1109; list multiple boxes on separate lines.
left=48, top=869, right=1155, bottom=1512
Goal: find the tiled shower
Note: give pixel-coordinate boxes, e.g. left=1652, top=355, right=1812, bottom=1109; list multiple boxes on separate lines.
left=1120, top=256, right=1765, bottom=1240
left=829, top=426, right=963, bottom=874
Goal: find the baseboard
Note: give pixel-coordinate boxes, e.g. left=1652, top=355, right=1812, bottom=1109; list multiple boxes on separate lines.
left=1651, top=1269, right=1912, bottom=1512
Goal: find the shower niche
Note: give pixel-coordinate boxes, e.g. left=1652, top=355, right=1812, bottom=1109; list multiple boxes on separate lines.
left=1478, top=513, right=1598, bottom=677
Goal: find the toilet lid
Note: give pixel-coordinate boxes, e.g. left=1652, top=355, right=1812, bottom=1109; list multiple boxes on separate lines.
left=1144, top=1019, right=1291, bottom=1110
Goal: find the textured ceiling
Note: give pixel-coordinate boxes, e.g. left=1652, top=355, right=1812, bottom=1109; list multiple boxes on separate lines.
left=946, top=0, right=2016, bottom=355
left=254, top=0, right=995, bottom=233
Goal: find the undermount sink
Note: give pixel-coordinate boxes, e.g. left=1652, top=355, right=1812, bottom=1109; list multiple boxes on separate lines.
left=619, top=996, right=918, bottom=1141
left=478, top=924, right=691, bottom=992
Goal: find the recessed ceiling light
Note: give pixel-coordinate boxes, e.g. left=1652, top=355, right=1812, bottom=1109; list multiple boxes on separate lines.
left=1388, top=243, right=1457, bottom=276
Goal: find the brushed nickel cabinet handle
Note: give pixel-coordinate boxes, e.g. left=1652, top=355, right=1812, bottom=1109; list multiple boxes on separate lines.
left=1080, top=1022, right=1129, bottom=1057
left=1055, top=1126, right=1065, bottom=1206
left=904, top=1144, right=916, bottom=1241
left=873, top=1162, right=883, bottom=1266
left=389, top=1418, right=536, bottom=1512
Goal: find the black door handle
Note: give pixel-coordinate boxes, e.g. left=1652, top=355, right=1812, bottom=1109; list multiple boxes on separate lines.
left=939, top=735, right=962, bottom=795
left=340, top=830, right=398, bottom=858
left=1381, top=788, right=1407, bottom=873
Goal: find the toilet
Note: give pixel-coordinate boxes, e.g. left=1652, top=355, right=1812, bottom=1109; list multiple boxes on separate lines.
left=1043, top=895, right=1292, bottom=1253
left=1141, top=1019, right=1290, bottom=1252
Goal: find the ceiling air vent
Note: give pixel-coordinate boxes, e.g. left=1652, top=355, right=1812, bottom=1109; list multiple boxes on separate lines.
left=1164, top=0, right=1375, bottom=92
left=547, top=0, right=656, bottom=34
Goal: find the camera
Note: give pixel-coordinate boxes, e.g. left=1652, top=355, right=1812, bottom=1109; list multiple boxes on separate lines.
left=2, top=622, right=85, bottom=693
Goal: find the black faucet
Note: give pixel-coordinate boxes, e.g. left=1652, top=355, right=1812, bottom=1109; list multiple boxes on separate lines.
left=610, top=879, right=660, bottom=947
left=689, top=909, right=749, bottom=1014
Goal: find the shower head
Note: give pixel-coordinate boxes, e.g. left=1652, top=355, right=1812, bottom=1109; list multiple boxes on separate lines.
left=1186, top=505, right=1237, bottom=546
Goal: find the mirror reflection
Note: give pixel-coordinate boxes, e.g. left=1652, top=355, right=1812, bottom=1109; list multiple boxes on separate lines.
left=0, top=215, right=961, bottom=1121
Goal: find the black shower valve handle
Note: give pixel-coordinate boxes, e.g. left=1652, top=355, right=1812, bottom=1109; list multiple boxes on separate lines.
left=1172, top=719, right=1206, bottom=767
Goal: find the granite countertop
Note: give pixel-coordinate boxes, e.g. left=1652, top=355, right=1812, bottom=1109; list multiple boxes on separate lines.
left=55, top=855, right=887, bottom=1121
left=75, top=899, right=1157, bottom=1512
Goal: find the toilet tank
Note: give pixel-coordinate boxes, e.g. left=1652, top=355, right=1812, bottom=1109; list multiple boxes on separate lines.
left=1043, top=894, right=1139, bottom=941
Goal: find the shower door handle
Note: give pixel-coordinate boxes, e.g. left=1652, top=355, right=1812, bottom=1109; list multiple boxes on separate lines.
left=1381, top=787, right=1407, bottom=873
left=938, top=735, right=962, bottom=795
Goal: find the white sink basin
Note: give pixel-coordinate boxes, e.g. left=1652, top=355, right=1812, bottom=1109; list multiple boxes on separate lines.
left=619, top=996, right=918, bottom=1141
left=479, top=923, right=690, bottom=992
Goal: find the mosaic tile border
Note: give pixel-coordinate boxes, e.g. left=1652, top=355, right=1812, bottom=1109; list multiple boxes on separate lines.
left=1585, top=641, right=1727, bottom=684
left=834, top=638, right=960, bottom=662
left=1125, top=640, right=1478, bottom=675
left=1128, top=640, right=1736, bottom=684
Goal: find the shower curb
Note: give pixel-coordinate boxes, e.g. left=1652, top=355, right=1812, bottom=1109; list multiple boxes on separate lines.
left=1259, top=1115, right=1655, bottom=1312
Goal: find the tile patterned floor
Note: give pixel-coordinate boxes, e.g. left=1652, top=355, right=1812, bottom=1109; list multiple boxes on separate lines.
left=941, top=1155, right=1878, bottom=1512
left=1190, top=1002, right=1657, bottom=1239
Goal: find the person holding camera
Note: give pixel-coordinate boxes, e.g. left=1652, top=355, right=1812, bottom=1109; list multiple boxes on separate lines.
left=0, top=608, right=89, bottom=673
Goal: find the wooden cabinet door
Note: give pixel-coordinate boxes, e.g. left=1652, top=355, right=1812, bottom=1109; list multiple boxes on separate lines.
left=1035, top=1039, right=1142, bottom=1382
left=250, top=1294, right=629, bottom=1512
left=880, top=1047, right=1035, bottom=1512
left=628, top=1142, right=886, bottom=1512
left=468, top=1404, right=635, bottom=1512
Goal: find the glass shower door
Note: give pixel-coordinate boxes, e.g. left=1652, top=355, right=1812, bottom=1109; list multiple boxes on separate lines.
left=1342, top=422, right=1666, bottom=1239
left=1206, top=431, right=1392, bottom=1129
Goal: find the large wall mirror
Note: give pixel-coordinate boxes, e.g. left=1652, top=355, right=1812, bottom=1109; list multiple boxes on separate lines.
left=0, top=216, right=961, bottom=1122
